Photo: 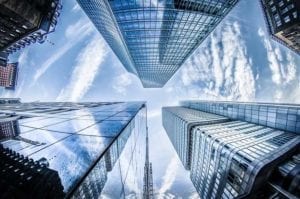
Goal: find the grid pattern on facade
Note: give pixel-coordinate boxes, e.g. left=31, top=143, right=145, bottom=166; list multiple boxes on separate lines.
left=162, top=106, right=229, bottom=169
left=0, top=63, right=18, bottom=89
left=77, top=0, right=238, bottom=88
left=76, top=0, right=137, bottom=75
left=190, top=121, right=300, bottom=199
left=0, top=101, right=146, bottom=198
left=260, top=0, right=300, bottom=54
left=0, top=117, right=20, bottom=139
left=181, top=101, right=300, bottom=133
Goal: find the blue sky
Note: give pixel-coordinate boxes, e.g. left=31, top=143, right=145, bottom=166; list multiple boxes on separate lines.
left=1, top=0, right=300, bottom=198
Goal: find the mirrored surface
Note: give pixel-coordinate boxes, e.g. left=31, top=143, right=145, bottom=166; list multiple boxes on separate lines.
left=0, top=102, right=146, bottom=197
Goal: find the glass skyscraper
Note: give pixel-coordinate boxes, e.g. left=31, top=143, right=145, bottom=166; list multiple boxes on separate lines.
left=181, top=100, right=300, bottom=133
left=77, top=0, right=239, bottom=88
left=0, top=99, right=147, bottom=198
left=162, top=106, right=229, bottom=169
left=162, top=101, right=300, bottom=199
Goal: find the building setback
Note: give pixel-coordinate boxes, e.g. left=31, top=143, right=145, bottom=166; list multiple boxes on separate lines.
left=162, top=106, right=229, bottom=169
left=0, top=0, right=61, bottom=54
left=260, top=0, right=300, bottom=55
left=0, top=99, right=148, bottom=198
left=77, top=0, right=239, bottom=88
left=162, top=101, right=300, bottom=199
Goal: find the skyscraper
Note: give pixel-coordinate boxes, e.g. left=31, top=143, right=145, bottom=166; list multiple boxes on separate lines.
left=260, top=0, right=300, bottom=55
left=162, top=101, right=300, bottom=199
left=181, top=100, right=300, bottom=133
left=0, top=63, right=18, bottom=89
left=162, top=106, right=229, bottom=169
left=0, top=99, right=148, bottom=198
left=77, top=0, right=239, bottom=88
left=0, top=0, right=62, bottom=54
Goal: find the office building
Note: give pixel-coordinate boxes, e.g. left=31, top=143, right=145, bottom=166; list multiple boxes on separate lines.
left=0, top=0, right=62, bottom=54
left=0, top=99, right=147, bottom=198
left=162, top=106, right=229, bottom=169
left=0, top=144, right=65, bottom=198
left=181, top=100, right=300, bottom=133
left=77, top=0, right=239, bottom=88
left=0, top=62, right=18, bottom=89
left=260, top=0, right=300, bottom=55
left=162, top=101, right=300, bottom=199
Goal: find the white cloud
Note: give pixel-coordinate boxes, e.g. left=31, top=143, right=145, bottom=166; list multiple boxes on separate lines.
left=189, top=192, right=200, bottom=199
left=72, top=3, right=80, bottom=12
left=178, top=21, right=256, bottom=101
left=56, top=34, right=107, bottom=101
left=284, top=52, right=296, bottom=83
left=18, top=49, right=29, bottom=65
left=112, top=73, right=133, bottom=95
left=157, top=156, right=180, bottom=198
left=257, top=27, right=297, bottom=85
left=33, top=18, right=94, bottom=83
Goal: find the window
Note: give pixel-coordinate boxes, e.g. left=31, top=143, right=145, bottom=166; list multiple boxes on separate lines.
left=284, top=16, right=290, bottom=23
left=282, top=7, right=288, bottom=14
left=276, top=19, right=281, bottom=27
left=271, top=6, right=276, bottom=12
left=293, top=11, right=297, bottom=19
left=274, top=13, right=280, bottom=21
left=278, top=1, right=284, bottom=7
left=269, top=0, right=274, bottom=6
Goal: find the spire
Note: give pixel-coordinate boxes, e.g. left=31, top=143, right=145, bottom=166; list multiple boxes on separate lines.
left=143, top=127, right=154, bottom=199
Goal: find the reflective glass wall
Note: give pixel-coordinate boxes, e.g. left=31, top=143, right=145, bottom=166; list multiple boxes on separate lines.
left=182, top=100, right=300, bottom=133
left=0, top=100, right=147, bottom=198
left=77, top=0, right=239, bottom=87
left=162, top=102, right=300, bottom=199
left=190, top=120, right=299, bottom=199
left=162, top=106, right=228, bottom=169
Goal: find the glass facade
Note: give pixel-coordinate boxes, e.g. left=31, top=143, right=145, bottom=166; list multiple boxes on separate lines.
left=162, top=101, right=300, bottom=199
left=0, top=100, right=147, bottom=198
left=162, top=106, right=229, bottom=169
left=191, top=121, right=299, bottom=199
left=181, top=100, right=300, bottom=133
left=77, top=0, right=239, bottom=88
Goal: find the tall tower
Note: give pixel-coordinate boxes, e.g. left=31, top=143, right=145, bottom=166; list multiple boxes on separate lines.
left=162, top=101, right=300, bottom=199
left=77, top=0, right=239, bottom=88
left=0, top=0, right=62, bottom=54
left=0, top=98, right=147, bottom=198
left=143, top=127, right=154, bottom=199
left=260, top=0, right=300, bottom=55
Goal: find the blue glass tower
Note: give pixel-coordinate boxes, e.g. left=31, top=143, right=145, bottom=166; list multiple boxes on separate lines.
left=162, top=101, right=300, bottom=199
left=0, top=99, right=147, bottom=198
left=77, top=0, right=239, bottom=88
